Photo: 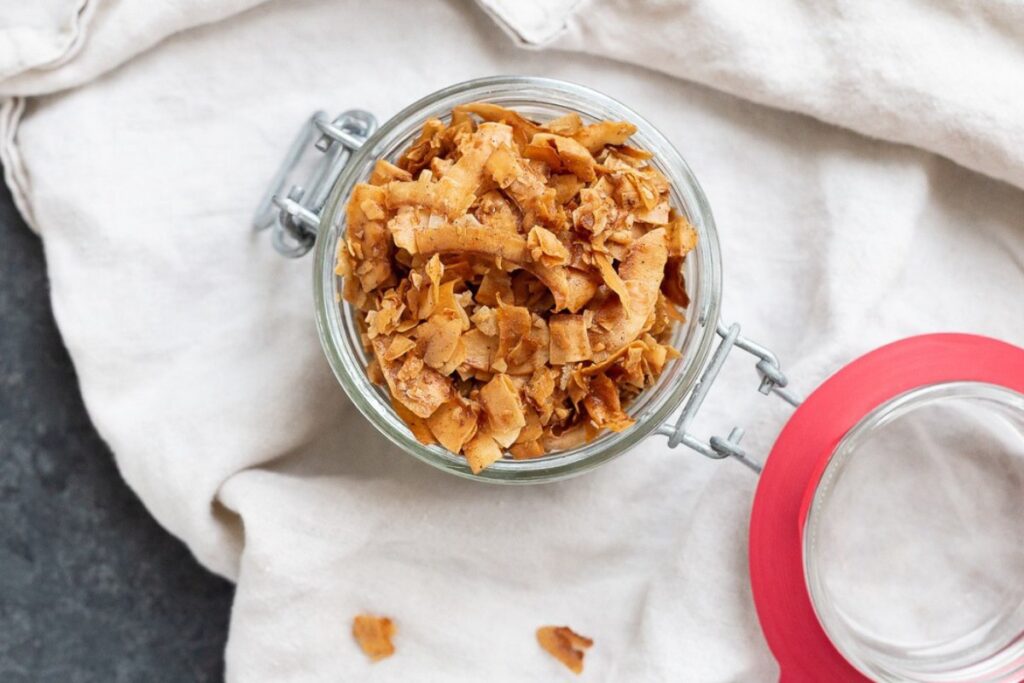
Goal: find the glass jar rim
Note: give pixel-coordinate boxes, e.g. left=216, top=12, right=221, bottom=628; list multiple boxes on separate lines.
left=803, top=380, right=1024, bottom=681
left=313, top=75, right=723, bottom=483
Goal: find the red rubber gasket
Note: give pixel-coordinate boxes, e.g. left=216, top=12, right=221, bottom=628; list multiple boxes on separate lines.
left=749, top=334, right=1024, bottom=682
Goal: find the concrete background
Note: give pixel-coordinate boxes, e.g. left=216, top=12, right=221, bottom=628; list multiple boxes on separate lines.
left=0, top=169, right=232, bottom=682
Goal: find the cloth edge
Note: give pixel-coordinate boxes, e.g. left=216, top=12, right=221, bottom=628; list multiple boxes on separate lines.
left=474, top=0, right=590, bottom=48
left=0, top=97, right=38, bottom=232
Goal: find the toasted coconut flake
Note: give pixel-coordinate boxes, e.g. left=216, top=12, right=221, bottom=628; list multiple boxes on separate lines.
left=367, top=357, right=384, bottom=384
left=611, top=172, right=643, bottom=211
left=621, top=345, right=647, bottom=387
left=542, top=424, right=589, bottom=451
left=365, top=291, right=405, bottom=339
left=346, top=184, right=394, bottom=292
left=573, top=119, right=637, bottom=154
left=463, top=431, right=503, bottom=473
left=536, top=626, right=593, bottom=674
left=578, top=341, right=638, bottom=378
left=386, top=176, right=443, bottom=213
left=583, top=373, right=635, bottom=432
left=424, top=282, right=453, bottom=317
left=526, top=367, right=559, bottom=423
left=392, top=398, right=435, bottom=445
left=543, top=112, right=584, bottom=136
left=398, top=117, right=447, bottom=174
left=461, top=328, right=497, bottom=371
left=635, top=198, right=671, bottom=224
left=433, top=122, right=514, bottom=218
left=418, top=310, right=463, bottom=369
left=415, top=219, right=530, bottom=263
left=485, top=145, right=560, bottom=227
left=528, top=366, right=561, bottom=403
left=572, top=187, right=618, bottom=237
left=370, top=159, right=412, bottom=185
left=589, top=229, right=668, bottom=358
left=567, top=370, right=590, bottom=406
left=494, top=302, right=533, bottom=368
left=527, top=226, right=570, bottom=269
left=612, top=144, right=654, bottom=162
left=438, top=338, right=467, bottom=376
left=662, top=257, right=690, bottom=308
left=427, top=397, right=479, bottom=453
left=517, top=406, right=545, bottom=444
left=430, top=156, right=454, bottom=176
left=510, top=439, right=545, bottom=460
left=353, top=614, right=397, bottom=662
left=525, top=133, right=597, bottom=182
left=476, top=269, right=514, bottom=307
left=507, top=314, right=550, bottom=375
left=372, top=337, right=452, bottom=419
left=642, top=333, right=679, bottom=378
left=384, top=335, right=416, bottom=361
left=606, top=168, right=662, bottom=211
left=470, top=305, right=499, bottom=337
left=454, top=102, right=543, bottom=149
left=425, top=253, right=444, bottom=297
left=431, top=280, right=471, bottom=329
left=387, top=206, right=426, bottom=254
left=474, top=190, right=520, bottom=233
left=549, top=314, right=593, bottom=365
left=562, top=269, right=601, bottom=313
left=480, top=373, right=526, bottom=447
left=666, top=213, right=699, bottom=257
left=549, top=173, right=583, bottom=205
left=532, top=265, right=571, bottom=313
left=592, top=253, right=631, bottom=308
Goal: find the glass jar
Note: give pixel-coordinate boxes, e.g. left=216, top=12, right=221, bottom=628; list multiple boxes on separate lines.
left=804, top=381, right=1024, bottom=681
left=262, top=76, right=743, bottom=483
left=255, top=76, right=1024, bottom=682
left=750, top=334, right=1024, bottom=682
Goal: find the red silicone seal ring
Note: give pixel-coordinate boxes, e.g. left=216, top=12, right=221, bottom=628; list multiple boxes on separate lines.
left=748, top=333, right=1024, bottom=682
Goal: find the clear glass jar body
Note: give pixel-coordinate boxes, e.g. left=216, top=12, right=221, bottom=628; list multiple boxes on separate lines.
left=804, top=381, right=1024, bottom=682
left=313, top=76, right=723, bottom=483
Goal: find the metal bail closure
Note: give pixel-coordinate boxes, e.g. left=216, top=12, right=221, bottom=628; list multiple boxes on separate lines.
left=656, top=321, right=801, bottom=473
left=253, top=110, right=378, bottom=258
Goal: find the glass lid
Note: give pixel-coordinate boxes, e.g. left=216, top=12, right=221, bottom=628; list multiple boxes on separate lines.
left=748, top=333, right=1024, bottom=683
left=804, top=381, right=1024, bottom=682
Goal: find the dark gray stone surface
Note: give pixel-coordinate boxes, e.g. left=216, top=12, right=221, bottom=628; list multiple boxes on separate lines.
left=0, top=171, right=233, bottom=682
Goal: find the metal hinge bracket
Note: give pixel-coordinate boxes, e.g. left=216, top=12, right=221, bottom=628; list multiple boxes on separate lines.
left=253, top=110, right=377, bottom=258
left=656, top=322, right=801, bottom=473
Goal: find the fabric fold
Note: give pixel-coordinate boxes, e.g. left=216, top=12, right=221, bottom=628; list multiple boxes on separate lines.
left=475, top=0, right=584, bottom=46
left=0, top=0, right=271, bottom=97
left=0, top=0, right=95, bottom=80
left=486, top=0, right=1024, bottom=191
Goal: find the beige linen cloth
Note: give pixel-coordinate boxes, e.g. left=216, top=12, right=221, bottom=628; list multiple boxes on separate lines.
left=2, top=1, right=1022, bottom=680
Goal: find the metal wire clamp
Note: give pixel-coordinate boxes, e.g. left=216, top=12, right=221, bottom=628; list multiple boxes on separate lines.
left=253, top=110, right=377, bottom=258
left=656, top=322, right=801, bottom=474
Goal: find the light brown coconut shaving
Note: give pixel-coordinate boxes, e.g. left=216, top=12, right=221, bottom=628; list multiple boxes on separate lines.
left=338, top=104, right=697, bottom=473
